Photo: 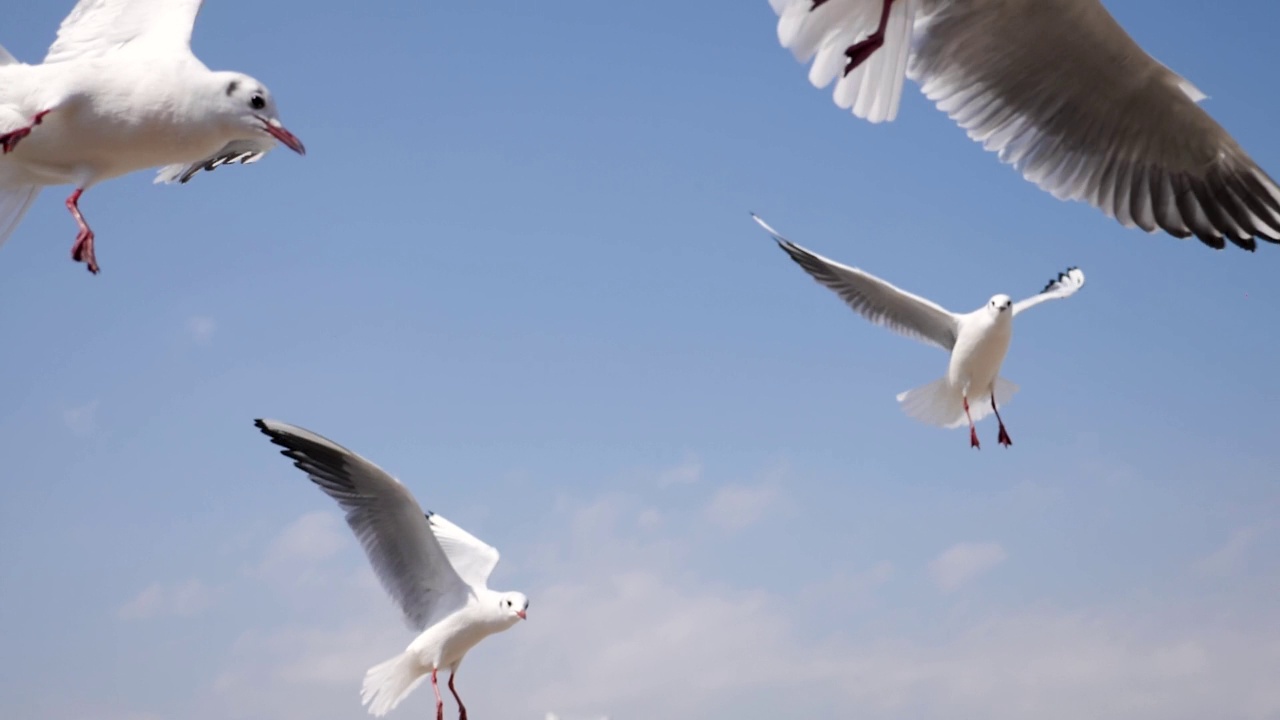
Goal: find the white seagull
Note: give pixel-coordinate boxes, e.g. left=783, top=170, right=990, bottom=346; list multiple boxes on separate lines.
left=769, top=0, right=1280, bottom=251
left=753, top=214, right=1084, bottom=448
left=0, top=0, right=305, bottom=274
left=255, top=419, right=529, bottom=719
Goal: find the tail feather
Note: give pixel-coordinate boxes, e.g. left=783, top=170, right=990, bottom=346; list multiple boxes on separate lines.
left=0, top=184, right=41, bottom=250
left=362, top=651, right=427, bottom=717
left=896, top=376, right=1019, bottom=429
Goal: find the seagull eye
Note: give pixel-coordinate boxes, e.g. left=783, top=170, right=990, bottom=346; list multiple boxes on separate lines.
left=249, top=94, right=266, bottom=110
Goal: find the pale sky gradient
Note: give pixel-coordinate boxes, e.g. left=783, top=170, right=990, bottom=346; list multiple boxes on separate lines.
left=2, top=2, right=1279, bottom=719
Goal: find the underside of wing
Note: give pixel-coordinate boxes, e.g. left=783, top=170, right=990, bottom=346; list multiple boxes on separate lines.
left=254, top=419, right=469, bottom=631
left=754, top=214, right=959, bottom=350
left=426, top=513, right=500, bottom=591
left=154, top=140, right=269, bottom=185
left=1012, top=267, right=1085, bottom=316
left=909, top=0, right=1280, bottom=250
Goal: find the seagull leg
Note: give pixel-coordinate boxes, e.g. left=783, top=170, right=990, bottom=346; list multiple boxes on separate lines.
left=990, top=394, right=1012, bottom=448
left=447, top=671, right=467, bottom=720
left=431, top=668, right=444, bottom=720
left=65, top=188, right=100, bottom=275
left=834, top=0, right=895, bottom=76
left=0, top=110, right=50, bottom=154
left=963, top=396, right=980, bottom=449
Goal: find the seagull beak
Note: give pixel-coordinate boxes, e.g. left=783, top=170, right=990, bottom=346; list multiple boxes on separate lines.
left=516, top=609, right=527, bottom=620
left=258, top=116, right=306, bottom=155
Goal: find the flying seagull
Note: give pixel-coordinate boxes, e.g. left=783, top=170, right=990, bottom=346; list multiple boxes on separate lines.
left=255, top=419, right=528, bottom=719
left=0, top=0, right=306, bottom=274
left=769, top=0, right=1280, bottom=251
left=753, top=214, right=1085, bottom=448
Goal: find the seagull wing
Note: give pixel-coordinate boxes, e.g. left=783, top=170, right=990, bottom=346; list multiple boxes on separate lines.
left=154, top=139, right=272, bottom=185
left=771, top=0, right=1280, bottom=249
left=907, top=0, right=1280, bottom=250
left=755, top=214, right=959, bottom=350
left=255, top=419, right=471, bottom=631
left=426, top=513, right=501, bottom=591
left=44, top=0, right=204, bottom=64
left=1012, top=267, right=1086, bottom=317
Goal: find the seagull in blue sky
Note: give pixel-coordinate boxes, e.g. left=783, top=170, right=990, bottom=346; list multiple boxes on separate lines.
left=754, top=213, right=1085, bottom=448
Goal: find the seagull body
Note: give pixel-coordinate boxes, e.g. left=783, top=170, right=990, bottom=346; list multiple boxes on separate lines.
left=770, top=0, right=1280, bottom=250
left=255, top=419, right=528, bottom=719
left=0, top=0, right=305, bottom=274
left=753, top=214, right=1084, bottom=447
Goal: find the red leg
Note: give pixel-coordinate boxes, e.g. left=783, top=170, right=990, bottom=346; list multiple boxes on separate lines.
left=431, top=668, right=444, bottom=720
left=963, top=396, right=980, bottom=449
left=65, top=188, right=100, bottom=275
left=991, top=394, right=1012, bottom=448
left=841, top=0, right=896, bottom=76
left=447, top=671, right=467, bottom=720
left=0, top=110, right=50, bottom=154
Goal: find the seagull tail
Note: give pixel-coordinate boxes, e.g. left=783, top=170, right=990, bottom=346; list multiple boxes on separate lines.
left=362, top=650, right=428, bottom=717
left=896, top=376, right=1020, bottom=429
left=896, top=376, right=968, bottom=429
left=0, top=183, right=41, bottom=251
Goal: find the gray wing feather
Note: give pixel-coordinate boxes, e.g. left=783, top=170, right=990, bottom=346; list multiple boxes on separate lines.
left=155, top=140, right=270, bottom=185
left=254, top=419, right=469, bottom=632
left=909, top=0, right=1280, bottom=250
left=754, top=214, right=959, bottom=350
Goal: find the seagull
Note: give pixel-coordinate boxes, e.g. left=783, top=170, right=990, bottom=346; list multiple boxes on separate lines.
left=752, top=214, right=1084, bottom=448
left=0, top=0, right=306, bottom=274
left=769, top=0, right=1280, bottom=251
left=254, top=419, right=529, bottom=719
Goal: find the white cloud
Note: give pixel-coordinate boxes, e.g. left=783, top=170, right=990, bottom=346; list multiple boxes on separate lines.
left=656, top=456, right=702, bottom=487
left=118, top=579, right=215, bottom=621
left=1193, top=527, right=1259, bottom=577
left=63, top=400, right=98, bottom=436
left=186, top=316, right=217, bottom=345
left=705, top=483, right=779, bottom=531
left=132, top=473, right=1280, bottom=720
left=928, top=542, right=1008, bottom=593
left=257, top=512, right=347, bottom=577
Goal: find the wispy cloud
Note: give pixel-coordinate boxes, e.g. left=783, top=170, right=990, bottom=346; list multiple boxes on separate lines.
left=118, top=579, right=215, bottom=621
left=929, top=541, right=1008, bottom=593
left=1193, top=527, right=1259, bottom=577
left=63, top=400, right=99, bottom=436
left=705, top=483, right=780, bottom=531
left=656, top=455, right=701, bottom=487
left=186, top=315, right=217, bottom=345
left=257, top=511, right=347, bottom=577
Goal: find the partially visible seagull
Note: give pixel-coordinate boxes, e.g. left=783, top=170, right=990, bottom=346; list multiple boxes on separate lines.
left=753, top=214, right=1085, bottom=448
left=0, top=0, right=306, bottom=274
left=255, top=419, right=528, bottom=719
left=769, top=0, right=1280, bottom=251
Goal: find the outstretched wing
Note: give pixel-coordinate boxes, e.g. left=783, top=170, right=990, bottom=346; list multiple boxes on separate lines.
left=254, top=419, right=470, bottom=631
left=154, top=139, right=272, bottom=185
left=755, top=214, right=960, bottom=350
left=908, top=0, right=1280, bottom=250
left=44, top=0, right=204, bottom=64
left=1012, top=267, right=1086, bottom=316
left=426, top=513, right=501, bottom=591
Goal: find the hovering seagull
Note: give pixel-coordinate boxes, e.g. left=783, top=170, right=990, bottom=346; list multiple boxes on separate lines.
left=769, top=0, right=1280, bottom=251
left=255, top=419, right=528, bottom=719
left=752, top=214, right=1084, bottom=448
left=0, top=0, right=306, bottom=274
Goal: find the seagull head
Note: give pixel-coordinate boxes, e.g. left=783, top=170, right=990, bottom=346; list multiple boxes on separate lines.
left=500, top=592, right=530, bottom=622
left=988, top=294, right=1013, bottom=316
left=211, top=72, right=306, bottom=155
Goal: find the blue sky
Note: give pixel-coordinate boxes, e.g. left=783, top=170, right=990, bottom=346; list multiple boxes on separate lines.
left=2, top=1, right=1279, bottom=718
